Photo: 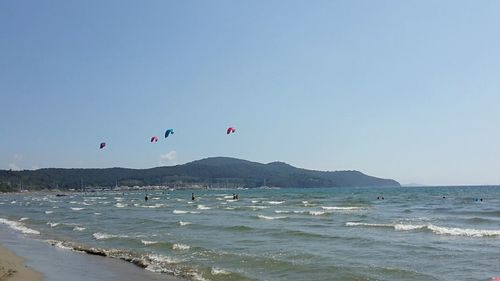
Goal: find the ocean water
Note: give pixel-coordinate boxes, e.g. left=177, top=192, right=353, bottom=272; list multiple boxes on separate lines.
left=1, top=186, right=499, bottom=281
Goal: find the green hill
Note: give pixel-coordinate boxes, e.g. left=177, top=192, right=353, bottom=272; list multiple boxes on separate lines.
left=0, top=157, right=400, bottom=190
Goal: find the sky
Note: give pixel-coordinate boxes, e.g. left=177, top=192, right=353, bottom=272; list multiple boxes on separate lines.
left=1, top=1, right=500, bottom=186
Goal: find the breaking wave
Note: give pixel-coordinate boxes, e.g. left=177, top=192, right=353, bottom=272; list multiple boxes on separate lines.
left=257, top=215, right=287, bottom=220
left=0, top=218, right=40, bottom=235
left=345, top=222, right=500, bottom=237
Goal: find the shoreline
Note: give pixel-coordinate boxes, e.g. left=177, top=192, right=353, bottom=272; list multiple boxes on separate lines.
left=0, top=245, right=42, bottom=281
left=0, top=226, right=185, bottom=281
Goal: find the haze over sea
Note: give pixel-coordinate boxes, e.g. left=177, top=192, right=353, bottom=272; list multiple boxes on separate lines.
left=1, top=186, right=499, bottom=281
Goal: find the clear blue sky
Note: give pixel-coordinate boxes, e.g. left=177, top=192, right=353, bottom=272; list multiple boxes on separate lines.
left=1, top=1, right=499, bottom=185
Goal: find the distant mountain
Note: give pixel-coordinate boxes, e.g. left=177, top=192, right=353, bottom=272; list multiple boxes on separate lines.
left=0, top=157, right=400, bottom=191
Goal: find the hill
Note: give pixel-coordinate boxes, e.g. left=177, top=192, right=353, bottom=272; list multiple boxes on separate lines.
left=0, top=157, right=400, bottom=191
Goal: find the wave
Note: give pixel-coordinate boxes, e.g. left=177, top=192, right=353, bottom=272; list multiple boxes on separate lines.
left=45, top=210, right=54, bottom=214
left=19, top=217, right=29, bottom=221
left=247, top=205, right=269, bottom=210
left=0, top=218, right=40, bottom=235
left=93, top=232, right=129, bottom=240
left=274, top=210, right=290, bottom=214
left=179, top=221, right=191, bottom=226
left=47, top=222, right=60, bottom=228
left=345, top=222, right=500, bottom=237
left=172, top=243, right=190, bottom=251
left=257, top=215, right=287, bottom=220
left=226, top=225, right=254, bottom=232
left=196, top=205, right=211, bottom=210
left=142, top=204, right=165, bottom=208
left=265, top=201, right=285, bottom=205
left=71, top=207, right=85, bottom=211
left=115, top=203, right=128, bottom=208
left=173, top=210, right=188, bottom=214
left=141, top=240, right=158, bottom=245
left=308, top=211, right=327, bottom=216
left=321, top=206, right=365, bottom=211
left=45, top=240, right=203, bottom=279
left=73, top=226, right=86, bottom=231
left=211, top=267, right=231, bottom=275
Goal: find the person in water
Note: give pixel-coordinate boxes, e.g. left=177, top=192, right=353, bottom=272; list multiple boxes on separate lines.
left=191, top=193, right=195, bottom=201
left=145, top=195, right=148, bottom=202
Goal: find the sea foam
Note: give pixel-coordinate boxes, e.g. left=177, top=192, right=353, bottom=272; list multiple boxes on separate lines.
left=0, top=218, right=40, bottom=235
left=257, top=215, right=287, bottom=220
left=345, top=222, right=500, bottom=237
left=172, top=243, right=190, bottom=250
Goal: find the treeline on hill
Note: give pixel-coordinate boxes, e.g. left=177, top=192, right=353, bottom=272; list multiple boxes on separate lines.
left=0, top=157, right=400, bottom=191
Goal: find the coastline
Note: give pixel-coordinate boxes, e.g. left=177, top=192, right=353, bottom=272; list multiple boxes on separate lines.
left=0, top=245, right=42, bottom=281
left=0, top=225, right=185, bottom=281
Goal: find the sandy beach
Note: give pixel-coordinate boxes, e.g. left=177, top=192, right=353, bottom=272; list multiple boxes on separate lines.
left=0, top=245, right=42, bottom=281
left=0, top=225, right=184, bottom=281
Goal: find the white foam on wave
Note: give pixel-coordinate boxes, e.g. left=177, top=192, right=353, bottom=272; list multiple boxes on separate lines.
left=70, top=201, right=77, bottom=204
left=47, top=222, right=60, bottom=228
left=251, top=200, right=259, bottom=204
left=211, top=267, right=231, bottom=275
left=115, top=203, right=128, bottom=208
left=265, top=201, right=285, bottom=205
left=173, top=210, right=188, bottom=214
left=345, top=222, right=500, bottom=237
left=321, top=206, right=364, bottom=211
left=47, top=240, right=73, bottom=250
left=427, top=224, right=500, bottom=237
left=226, top=199, right=237, bottom=202
left=179, top=221, right=191, bottom=226
left=197, top=205, right=211, bottom=210
left=247, top=205, right=269, bottom=210
left=144, top=254, right=180, bottom=273
left=19, top=217, right=29, bottom=221
left=141, top=240, right=158, bottom=245
left=11, top=201, right=17, bottom=204
left=94, top=212, right=102, bottom=215
left=346, top=222, right=393, bottom=228
left=257, top=215, right=287, bottom=220
left=172, top=243, right=190, bottom=250
left=224, top=207, right=235, bottom=210
left=142, top=204, right=165, bottom=208
left=45, top=210, right=54, bottom=214
left=309, top=211, right=326, bottom=216
left=73, top=226, right=86, bottom=231
left=0, top=218, right=40, bottom=235
left=71, top=207, right=84, bottom=211
left=93, top=232, right=129, bottom=240
left=274, top=210, right=290, bottom=214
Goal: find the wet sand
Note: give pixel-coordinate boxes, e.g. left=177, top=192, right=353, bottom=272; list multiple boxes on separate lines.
left=0, top=245, right=42, bottom=281
left=0, top=226, right=184, bottom=281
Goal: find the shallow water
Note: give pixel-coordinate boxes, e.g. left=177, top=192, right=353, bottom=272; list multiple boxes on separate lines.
left=1, top=186, right=499, bottom=281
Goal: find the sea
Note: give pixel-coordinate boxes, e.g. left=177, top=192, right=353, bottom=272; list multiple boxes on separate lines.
left=1, top=186, right=499, bottom=281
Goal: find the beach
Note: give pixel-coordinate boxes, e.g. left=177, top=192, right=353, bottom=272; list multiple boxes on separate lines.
left=0, top=225, right=184, bottom=281
left=0, top=245, right=41, bottom=281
